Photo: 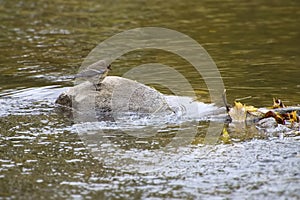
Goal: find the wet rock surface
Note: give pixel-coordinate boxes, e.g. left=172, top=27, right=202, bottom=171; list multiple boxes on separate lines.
left=256, top=117, right=278, bottom=129
left=56, top=76, right=174, bottom=121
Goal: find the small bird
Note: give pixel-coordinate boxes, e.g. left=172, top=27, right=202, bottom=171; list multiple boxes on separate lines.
left=74, top=60, right=111, bottom=89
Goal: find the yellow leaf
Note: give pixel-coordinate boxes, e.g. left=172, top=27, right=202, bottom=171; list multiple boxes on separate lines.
left=221, top=127, right=231, bottom=144
left=228, top=101, right=247, bottom=122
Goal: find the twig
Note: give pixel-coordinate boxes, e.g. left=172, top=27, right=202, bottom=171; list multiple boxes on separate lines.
left=222, top=89, right=231, bottom=112
left=235, top=96, right=252, bottom=101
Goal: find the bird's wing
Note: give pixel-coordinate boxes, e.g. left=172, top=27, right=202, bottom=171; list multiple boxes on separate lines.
left=86, top=60, right=108, bottom=70
left=74, top=69, right=105, bottom=78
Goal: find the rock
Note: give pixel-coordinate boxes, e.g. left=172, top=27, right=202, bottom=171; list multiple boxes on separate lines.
left=55, top=76, right=174, bottom=121
left=256, top=117, right=278, bottom=129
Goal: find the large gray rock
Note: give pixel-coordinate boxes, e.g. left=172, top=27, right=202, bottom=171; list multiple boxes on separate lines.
left=55, top=76, right=174, bottom=121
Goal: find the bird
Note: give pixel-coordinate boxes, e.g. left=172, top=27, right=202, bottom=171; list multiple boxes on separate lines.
left=74, top=60, right=111, bottom=89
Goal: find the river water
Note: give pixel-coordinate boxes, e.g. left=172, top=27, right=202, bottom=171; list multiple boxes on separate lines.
left=0, top=0, right=299, bottom=199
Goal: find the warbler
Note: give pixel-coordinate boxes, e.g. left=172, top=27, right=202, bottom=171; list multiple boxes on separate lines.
left=74, top=60, right=111, bottom=89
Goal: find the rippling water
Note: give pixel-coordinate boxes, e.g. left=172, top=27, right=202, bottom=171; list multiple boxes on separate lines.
left=0, top=0, right=299, bottom=199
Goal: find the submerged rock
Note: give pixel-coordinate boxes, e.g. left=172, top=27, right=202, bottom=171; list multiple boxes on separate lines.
left=55, top=76, right=174, bottom=121
left=256, top=117, right=278, bottom=129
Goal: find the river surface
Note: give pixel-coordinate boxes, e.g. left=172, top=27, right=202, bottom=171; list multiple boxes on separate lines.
left=0, top=0, right=299, bottom=199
